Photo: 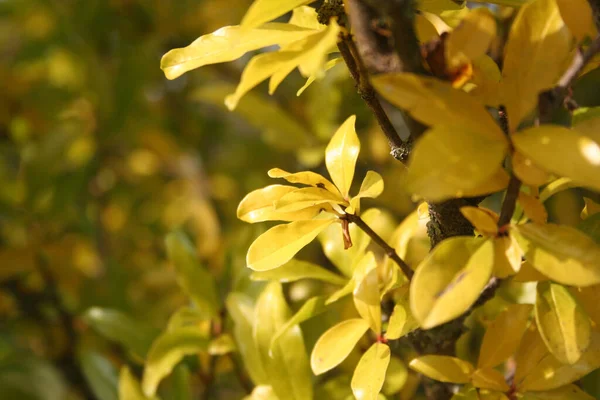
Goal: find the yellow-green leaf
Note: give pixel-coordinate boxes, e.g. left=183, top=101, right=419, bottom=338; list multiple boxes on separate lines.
left=521, top=384, right=596, bottom=399
left=251, top=259, right=346, bottom=285
left=161, top=23, right=314, bottom=80
left=385, top=299, right=419, bottom=340
left=514, top=325, right=553, bottom=386
left=478, top=304, right=533, bottom=368
left=492, top=235, right=523, bottom=278
left=556, top=0, right=597, bottom=42
left=353, top=252, right=381, bottom=334
left=165, top=232, right=219, bottom=317
left=405, top=125, right=508, bottom=201
left=254, top=282, right=312, bottom=400
left=535, top=281, right=591, bottom=364
left=351, top=342, right=391, bottom=400
left=460, top=206, right=498, bottom=236
left=241, top=0, right=314, bottom=31
left=410, top=237, right=493, bottom=329
left=510, top=223, right=600, bottom=287
left=141, top=328, right=209, bottom=397
left=208, top=334, right=235, bottom=356
left=311, top=318, right=370, bottom=375
left=471, top=368, right=509, bottom=392
left=243, top=385, right=281, bottom=400
left=119, top=367, right=155, bottom=400
left=512, top=261, right=549, bottom=282
left=409, top=355, right=474, bottom=383
left=372, top=74, right=505, bottom=140
left=571, top=285, right=600, bottom=329
left=325, top=115, right=360, bottom=199
left=513, top=126, right=600, bottom=192
left=275, top=186, right=346, bottom=212
left=446, top=8, right=496, bottom=69
left=247, top=218, right=336, bottom=271
left=350, top=170, right=384, bottom=211
left=501, top=0, right=572, bottom=132
left=382, top=356, right=408, bottom=396
left=237, top=185, right=323, bottom=223
left=268, top=168, right=340, bottom=195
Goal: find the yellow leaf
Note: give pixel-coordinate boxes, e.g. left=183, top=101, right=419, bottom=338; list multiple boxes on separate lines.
left=518, top=192, right=548, bottom=224
left=410, top=237, right=493, bottom=329
left=297, top=57, right=343, bottom=96
left=241, top=0, right=314, bottom=30
left=243, top=385, right=281, bottom=400
left=521, top=384, right=596, bottom=399
left=161, top=23, right=314, bottom=80
left=571, top=285, right=600, bottom=330
left=274, top=186, right=346, bottom=212
left=225, top=21, right=340, bottom=110
left=582, top=197, right=600, bottom=219
left=409, top=355, right=474, bottom=384
left=385, top=304, right=407, bottom=341
left=539, top=177, right=576, bottom=203
left=471, top=368, right=509, bottom=392
left=518, top=330, right=600, bottom=391
left=478, top=392, right=509, bottom=400
left=120, top=367, right=156, bottom=400
left=469, top=55, right=502, bottom=107
left=311, top=318, right=370, bottom=375
left=512, top=261, right=549, bottom=282
left=556, top=0, right=597, bottom=42
left=460, top=206, right=498, bottom=236
left=405, top=125, right=508, bottom=201
left=382, top=356, right=408, bottom=396
left=237, top=185, right=324, bottom=223
left=478, top=304, right=533, bottom=368
left=349, top=170, right=385, bottom=211
left=351, top=342, right=391, bottom=400
left=493, top=235, right=523, bottom=278
left=247, top=218, right=336, bottom=271
left=288, top=5, right=321, bottom=30
left=446, top=8, right=496, bottom=69
left=459, top=167, right=511, bottom=198
left=418, top=0, right=465, bottom=14
left=501, top=0, right=572, bottom=132
left=510, top=223, right=600, bottom=287
left=372, top=74, right=505, bottom=139
left=513, top=151, right=550, bottom=187
left=268, top=167, right=340, bottom=195
left=325, top=115, right=360, bottom=199
left=250, top=259, right=346, bottom=285
left=513, top=126, right=600, bottom=192
left=353, top=252, right=382, bottom=334
left=535, top=281, right=591, bottom=364
left=415, top=12, right=450, bottom=43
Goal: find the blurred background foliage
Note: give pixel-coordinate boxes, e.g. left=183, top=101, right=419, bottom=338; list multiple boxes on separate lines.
left=0, top=1, right=596, bottom=399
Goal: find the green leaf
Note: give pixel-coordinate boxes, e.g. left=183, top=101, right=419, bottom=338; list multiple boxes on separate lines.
left=0, top=354, right=66, bottom=400
left=325, top=115, right=360, bottom=198
left=161, top=23, right=314, bottom=80
left=166, top=307, right=209, bottom=332
left=83, top=307, right=158, bottom=360
left=241, top=0, right=315, bottom=30
left=165, top=232, right=220, bottom=317
left=251, top=259, right=346, bottom=285
left=409, top=355, right=474, bottom=384
left=501, top=0, right=572, bottom=132
left=141, top=328, right=209, bottom=397
left=513, top=126, right=600, bottom=192
left=226, top=293, right=268, bottom=385
left=247, top=218, right=336, bottom=271
left=405, top=125, right=508, bottom=201
left=311, top=318, right=370, bottom=375
left=510, top=223, right=600, bottom=287
left=351, top=343, right=391, bottom=400
left=254, top=282, right=312, bottom=400
left=79, top=350, right=119, bottom=400
left=410, top=237, right=493, bottom=329
left=535, top=281, right=591, bottom=364
left=478, top=304, right=533, bottom=369
left=119, top=367, right=156, bottom=400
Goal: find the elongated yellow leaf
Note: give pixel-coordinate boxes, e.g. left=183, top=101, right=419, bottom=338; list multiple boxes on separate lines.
left=409, top=355, right=474, bottom=383
left=510, top=223, right=600, bottom=287
left=373, top=74, right=505, bottom=139
left=478, top=304, right=533, bottom=368
left=460, top=206, right=498, bottom=236
left=142, top=328, right=209, bottom=396
left=521, top=384, right=596, bottom=399
left=513, top=151, right=550, bottom=187
left=353, top=252, right=381, bottom=334
left=237, top=185, right=323, bottom=223
left=120, top=367, right=155, bottom=400
left=254, top=282, right=312, bottom=400
left=325, top=115, right=360, bottom=199
left=471, top=368, right=509, bottom=392
left=470, top=55, right=502, bottom=107
left=556, top=0, right=597, bottom=42
left=350, top=170, right=385, bottom=210
left=297, top=57, right=343, bottom=96
left=514, top=325, right=551, bottom=386
left=311, top=318, right=370, bottom=375
left=410, top=237, right=493, bottom=329
left=518, top=192, right=548, bottom=224
left=535, top=281, right=591, bottom=364
left=513, top=126, right=600, bottom=192
left=571, top=285, right=600, bottom=329
left=247, top=218, right=336, bottom=271
left=385, top=305, right=407, bottom=341
left=405, top=125, right=508, bottom=201
left=351, top=343, right=391, bottom=400
left=501, top=0, right=572, bottom=132
left=518, top=330, right=600, bottom=391
left=492, top=235, right=523, bottom=278
left=161, top=23, right=314, bottom=80
left=251, top=259, right=346, bottom=285
left=268, top=168, right=340, bottom=195
left=241, top=0, right=314, bottom=30
left=288, top=5, right=321, bottom=30
left=275, top=186, right=346, bottom=213
left=243, top=385, right=281, bottom=400
left=512, top=261, right=549, bottom=282
left=446, top=8, right=496, bottom=69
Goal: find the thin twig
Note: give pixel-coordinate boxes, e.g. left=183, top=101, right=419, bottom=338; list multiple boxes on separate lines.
left=230, top=354, right=253, bottom=394
left=497, top=174, right=522, bottom=228
left=344, top=213, right=413, bottom=280
left=558, top=35, right=600, bottom=88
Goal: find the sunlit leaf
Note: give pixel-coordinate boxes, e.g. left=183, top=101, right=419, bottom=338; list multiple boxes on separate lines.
left=325, top=115, right=360, bottom=199
left=446, top=8, right=496, bottom=69
left=311, top=318, right=370, bottom=375
left=237, top=185, right=323, bottom=223
left=268, top=168, right=340, bottom=195
left=409, top=355, right=474, bottom=383
left=478, top=304, right=533, bottom=368
left=254, top=282, right=312, bottom=400
left=351, top=342, right=391, bottom=400
left=350, top=171, right=384, bottom=210
left=297, top=57, right=343, bottom=96
left=269, top=296, right=327, bottom=353
left=513, top=151, right=550, bottom=187
left=539, top=177, right=576, bottom=202
left=492, top=235, right=523, bottom=278
left=353, top=252, right=381, bottom=334
left=385, top=298, right=419, bottom=340
left=535, top=281, right=591, bottom=364
left=513, top=126, right=600, bottom=192
left=510, top=223, right=600, bottom=287
left=501, top=0, right=572, bottom=132
left=460, top=206, right=498, bottom=236
left=410, top=237, right=493, bottom=328
left=471, top=368, right=509, bottom=392
left=275, top=186, right=346, bottom=212
left=556, top=0, right=597, bottom=42
left=241, top=0, right=315, bottom=31
left=243, top=385, right=281, bottom=400
left=247, top=218, right=336, bottom=271
left=251, top=259, right=346, bottom=285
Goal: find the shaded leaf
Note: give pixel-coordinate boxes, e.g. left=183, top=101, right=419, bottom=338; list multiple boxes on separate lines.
left=79, top=350, right=119, bottom=400
left=382, top=356, right=408, bottom=396
left=556, top=0, right=597, bottom=42
left=409, top=355, right=473, bottom=383
left=521, top=384, right=596, bottom=399
left=251, top=259, right=346, bottom=285
left=353, top=252, right=381, bottom=334
left=471, top=368, right=509, bottom=392
left=446, top=7, right=496, bottom=69
left=460, top=206, right=498, bottom=236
